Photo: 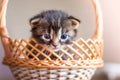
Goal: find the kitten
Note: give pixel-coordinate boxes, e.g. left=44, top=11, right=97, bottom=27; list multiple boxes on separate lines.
left=29, top=10, right=80, bottom=51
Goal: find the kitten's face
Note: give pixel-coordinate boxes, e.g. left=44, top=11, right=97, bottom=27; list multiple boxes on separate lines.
left=30, top=10, right=80, bottom=51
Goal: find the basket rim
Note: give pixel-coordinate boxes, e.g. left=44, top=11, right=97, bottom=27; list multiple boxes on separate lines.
left=3, top=57, right=104, bottom=68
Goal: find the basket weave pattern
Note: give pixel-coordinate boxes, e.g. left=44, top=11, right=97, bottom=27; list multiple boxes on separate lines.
left=3, top=38, right=103, bottom=68
left=10, top=67, right=96, bottom=80
left=0, top=0, right=103, bottom=80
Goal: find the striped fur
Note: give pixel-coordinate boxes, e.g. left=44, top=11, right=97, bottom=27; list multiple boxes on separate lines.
left=30, top=10, right=80, bottom=51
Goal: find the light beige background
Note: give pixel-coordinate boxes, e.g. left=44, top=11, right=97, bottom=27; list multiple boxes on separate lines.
left=6, top=0, right=95, bottom=39
left=0, top=0, right=120, bottom=80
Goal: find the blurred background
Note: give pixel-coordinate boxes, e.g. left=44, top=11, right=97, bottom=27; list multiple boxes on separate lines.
left=0, top=0, right=120, bottom=80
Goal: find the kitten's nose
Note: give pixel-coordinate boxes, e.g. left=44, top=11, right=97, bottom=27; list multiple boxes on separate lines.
left=52, top=43, right=58, bottom=48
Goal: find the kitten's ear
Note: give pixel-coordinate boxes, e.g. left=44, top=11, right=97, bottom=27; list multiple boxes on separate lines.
left=68, top=16, right=80, bottom=29
left=29, top=18, right=41, bottom=28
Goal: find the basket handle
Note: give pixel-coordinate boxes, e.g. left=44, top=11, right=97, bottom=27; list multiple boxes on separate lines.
left=0, top=0, right=103, bottom=56
left=0, top=0, right=9, bottom=37
left=0, top=0, right=11, bottom=58
left=92, top=0, right=103, bottom=39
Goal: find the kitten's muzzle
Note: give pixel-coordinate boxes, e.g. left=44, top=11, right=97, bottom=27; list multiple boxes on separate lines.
left=51, top=43, right=58, bottom=48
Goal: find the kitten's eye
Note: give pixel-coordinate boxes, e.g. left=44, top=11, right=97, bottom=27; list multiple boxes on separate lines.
left=43, top=34, right=51, bottom=41
left=61, top=34, right=68, bottom=40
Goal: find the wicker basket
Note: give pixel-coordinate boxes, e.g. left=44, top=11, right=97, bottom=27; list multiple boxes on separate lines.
left=0, top=0, right=103, bottom=80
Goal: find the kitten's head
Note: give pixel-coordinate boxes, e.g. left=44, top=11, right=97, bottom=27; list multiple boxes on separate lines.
left=30, top=10, right=80, bottom=51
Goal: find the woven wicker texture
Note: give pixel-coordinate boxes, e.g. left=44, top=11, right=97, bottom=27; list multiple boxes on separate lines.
left=10, top=67, right=96, bottom=80
left=3, top=38, right=103, bottom=68
left=0, top=0, right=103, bottom=80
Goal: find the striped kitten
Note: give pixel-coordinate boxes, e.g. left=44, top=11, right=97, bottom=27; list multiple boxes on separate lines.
left=30, top=10, right=80, bottom=51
